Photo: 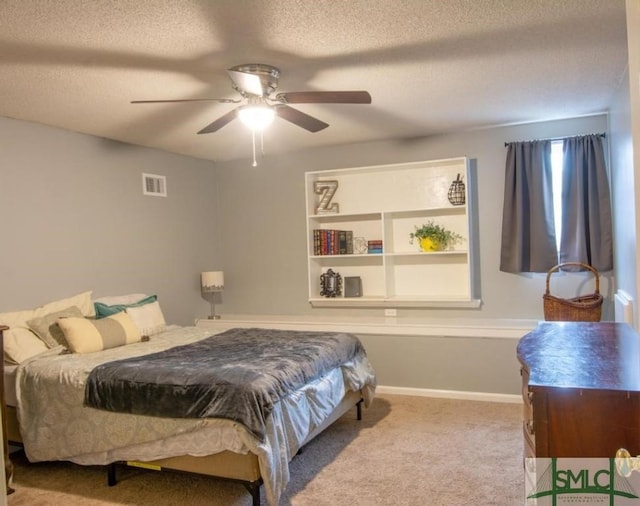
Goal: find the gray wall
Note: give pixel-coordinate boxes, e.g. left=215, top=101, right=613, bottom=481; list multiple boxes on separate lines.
left=0, top=112, right=618, bottom=397
left=353, top=333, right=519, bottom=395
left=0, top=117, right=220, bottom=325
left=211, top=114, right=614, bottom=396
left=606, top=1, right=640, bottom=331
left=610, top=67, right=637, bottom=327
left=214, top=114, right=612, bottom=321
left=625, top=0, right=640, bottom=328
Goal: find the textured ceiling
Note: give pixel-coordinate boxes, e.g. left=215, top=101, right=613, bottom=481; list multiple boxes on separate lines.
left=0, top=0, right=629, bottom=164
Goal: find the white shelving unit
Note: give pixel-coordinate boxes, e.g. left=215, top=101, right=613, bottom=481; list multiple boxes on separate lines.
left=305, top=158, right=480, bottom=308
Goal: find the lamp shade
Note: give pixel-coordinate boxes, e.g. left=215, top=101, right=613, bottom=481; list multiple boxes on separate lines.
left=201, top=271, right=224, bottom=292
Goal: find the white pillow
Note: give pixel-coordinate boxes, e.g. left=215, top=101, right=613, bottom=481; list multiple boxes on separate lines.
left=3, top=328, right=48, bottom=364
left=125, top=301, right=166, bottom=336
left=0, top=308, right=36, bottom=333
left=93, top=293, right=148, bottom=306
left=41, top=291, right=95, bottom=318
left=0, top=291, right=93, bottom=363
left=0, top=291, right=94, bottom=328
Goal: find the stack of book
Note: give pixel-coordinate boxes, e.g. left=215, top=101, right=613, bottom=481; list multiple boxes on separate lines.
left=367, top=240, right=383, bottom=254
left=313, top=229, right=354, bottom=255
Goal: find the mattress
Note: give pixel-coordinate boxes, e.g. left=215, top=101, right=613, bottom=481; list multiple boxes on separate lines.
left=14, top=325, right=376, bottom=505
left=5, top=364, right=17, bottom=407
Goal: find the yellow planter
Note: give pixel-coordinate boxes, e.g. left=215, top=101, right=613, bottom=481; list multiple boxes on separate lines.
left=419, top=237, right=442, bottom=252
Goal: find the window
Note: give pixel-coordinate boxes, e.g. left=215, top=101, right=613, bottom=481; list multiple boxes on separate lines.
left=551, top=140, right=563, bottom=254
left=500, top=134, right=612, bottom=273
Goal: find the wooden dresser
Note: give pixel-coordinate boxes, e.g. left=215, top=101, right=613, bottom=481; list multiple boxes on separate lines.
left=517, top=321, right=640, bottom=458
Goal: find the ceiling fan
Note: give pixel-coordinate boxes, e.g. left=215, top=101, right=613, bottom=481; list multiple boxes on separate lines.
left=131, top=63, right=372, bottom=135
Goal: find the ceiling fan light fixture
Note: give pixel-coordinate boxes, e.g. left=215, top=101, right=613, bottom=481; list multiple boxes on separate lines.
left=237, top=104, right=275, bottom=131
left=132, top=63, right=371, bottom=166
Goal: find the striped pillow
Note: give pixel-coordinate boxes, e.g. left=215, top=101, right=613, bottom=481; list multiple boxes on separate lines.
left=57, top=311, right=141, bottom=354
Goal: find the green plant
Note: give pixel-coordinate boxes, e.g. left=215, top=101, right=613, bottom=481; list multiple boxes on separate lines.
left=409, top=221, right=463, bottom=250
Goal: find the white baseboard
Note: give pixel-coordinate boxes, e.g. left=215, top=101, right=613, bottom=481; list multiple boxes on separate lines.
left=376, top=385, right=521, bottom=404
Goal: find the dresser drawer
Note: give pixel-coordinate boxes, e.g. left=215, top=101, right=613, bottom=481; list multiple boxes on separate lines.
left=521, top=366, right=536, bottom=456
left=521, top=367, right=530, bottom=401
left=523, top=426, right=536, bottom=458
left=523, top=418, right=535, bottom=454
left=521, top=367, right=534, bottom=429
left=523, top=389, right=534, bottom=420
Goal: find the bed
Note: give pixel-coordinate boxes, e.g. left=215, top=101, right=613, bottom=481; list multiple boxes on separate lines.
left=1, top=291, right=376, bottom=505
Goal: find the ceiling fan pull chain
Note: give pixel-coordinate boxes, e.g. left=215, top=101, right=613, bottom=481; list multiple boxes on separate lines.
left=251, top=129, right=258, bottom=167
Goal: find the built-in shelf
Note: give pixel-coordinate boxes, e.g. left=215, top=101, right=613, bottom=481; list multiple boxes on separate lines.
left=305, top=158, right=480, bottom=308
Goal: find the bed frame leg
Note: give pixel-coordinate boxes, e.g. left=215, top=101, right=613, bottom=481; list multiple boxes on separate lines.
left=107, top=463, right=117, bottom=486
left=356, top=398, right=363, bottom=421
left=243, top=480, right=261, bottom=506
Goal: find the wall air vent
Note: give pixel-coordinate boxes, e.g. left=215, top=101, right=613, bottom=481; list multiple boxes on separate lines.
left=142, top=173, right=167, bottom=197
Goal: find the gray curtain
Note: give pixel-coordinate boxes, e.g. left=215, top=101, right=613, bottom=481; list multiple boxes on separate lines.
left=559, top=134, right=613, bottom=271
left=500, top=141, right=558, bottom=273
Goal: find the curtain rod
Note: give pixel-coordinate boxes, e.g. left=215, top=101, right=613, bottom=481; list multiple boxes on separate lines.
left=504, top=132, right=606, bottom=147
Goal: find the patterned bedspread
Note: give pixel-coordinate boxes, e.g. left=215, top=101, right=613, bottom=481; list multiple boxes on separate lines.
left=85, top=327, right=367, bottom=441
left=16, top=325, right=376, bottom=506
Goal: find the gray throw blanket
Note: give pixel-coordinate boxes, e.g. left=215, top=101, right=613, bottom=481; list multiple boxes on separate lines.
left=84, top=327, right=366, bottom=441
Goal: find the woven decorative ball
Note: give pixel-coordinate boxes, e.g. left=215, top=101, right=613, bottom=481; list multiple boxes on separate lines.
left=448, top=173, right=465, bottom=205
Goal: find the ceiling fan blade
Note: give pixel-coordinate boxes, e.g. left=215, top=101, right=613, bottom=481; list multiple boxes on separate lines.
left=227, top=69, right=264, bottom=96
left=131, top=98, right=239, bottom=104
left=197, top=108, right=239, bottom=134
left=275, top=105, right=329, bottom=132
left=275, top=91, right=372, bottom=104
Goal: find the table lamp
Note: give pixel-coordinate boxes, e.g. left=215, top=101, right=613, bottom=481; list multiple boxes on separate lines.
left=201, top=271, right=224, bottom=319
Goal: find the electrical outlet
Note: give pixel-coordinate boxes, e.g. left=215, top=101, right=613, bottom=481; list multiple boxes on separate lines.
left=384, top=309, right=397, bottom=317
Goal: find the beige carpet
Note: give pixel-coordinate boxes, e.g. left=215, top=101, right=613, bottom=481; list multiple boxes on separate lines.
left=6, top=394, right=523, bottom=505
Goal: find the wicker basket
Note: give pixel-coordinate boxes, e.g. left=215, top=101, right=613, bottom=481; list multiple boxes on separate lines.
left=543, top=262, right=603, bottom=322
